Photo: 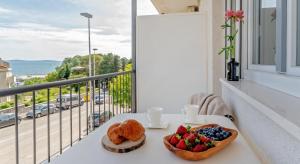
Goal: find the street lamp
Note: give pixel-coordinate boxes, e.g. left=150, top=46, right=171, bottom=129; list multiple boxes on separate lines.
left=93, top=48, right=98, bottom=76
left=80, top=12, right=93, bottom=78
left=80, top=12, right=94, bottom=130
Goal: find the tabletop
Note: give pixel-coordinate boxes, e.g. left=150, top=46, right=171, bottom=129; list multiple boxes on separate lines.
left=50, top=114, right=262, bottom=164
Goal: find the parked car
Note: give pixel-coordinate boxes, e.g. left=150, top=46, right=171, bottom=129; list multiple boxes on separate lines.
left=56, top=94, right=84, bottom=110
left=0, top=113, right=21, bottom=129
left=26, top=104, right=56, bottom=118
left=95, top=94, right=105, bottom=104
left=88, top=111, right=113, bottom=128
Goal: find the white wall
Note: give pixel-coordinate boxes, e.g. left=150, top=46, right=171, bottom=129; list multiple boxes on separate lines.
left=136, top=13, right=209, bottom=113
left=221, top=80, right=300, bottom=164
left=0, top=69, right=14, bottom=103
left=208, top=0, right=226, bottom=96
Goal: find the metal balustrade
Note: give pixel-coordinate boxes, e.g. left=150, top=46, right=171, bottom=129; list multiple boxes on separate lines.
left=0, top=71, right=134, bottom=164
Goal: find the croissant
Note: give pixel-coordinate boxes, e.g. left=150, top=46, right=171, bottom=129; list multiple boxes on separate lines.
left=107, top=123, right=126, bottom=145
left=107, top=120, right=145, bottom=145
left=119, top=119, right=145, bottom=141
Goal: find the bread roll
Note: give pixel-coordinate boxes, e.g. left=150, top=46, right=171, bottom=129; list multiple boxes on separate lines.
left=119, top=119, right=145, bottom=141
left=107, top=123, right=126, bottom=145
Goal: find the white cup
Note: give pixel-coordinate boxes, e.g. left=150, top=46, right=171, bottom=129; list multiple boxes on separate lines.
left=147, top=107, right=163, bottom=126
left=182, top=105, right=199, bottom=123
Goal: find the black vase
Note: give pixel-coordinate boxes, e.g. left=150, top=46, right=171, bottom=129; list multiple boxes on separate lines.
left=227, top=58, right=239, bottom=81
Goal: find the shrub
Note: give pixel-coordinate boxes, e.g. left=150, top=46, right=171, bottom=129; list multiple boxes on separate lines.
left=0, top=102, right=14, bottom=110
left=24, top=101, right=32, bottom=107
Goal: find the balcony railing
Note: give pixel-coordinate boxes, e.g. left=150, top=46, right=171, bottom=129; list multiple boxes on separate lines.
left=0, top=71, right=134, bottom=164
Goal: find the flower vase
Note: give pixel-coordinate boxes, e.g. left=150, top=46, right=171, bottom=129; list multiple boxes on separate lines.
left=227, top=58, right=239, bottom=81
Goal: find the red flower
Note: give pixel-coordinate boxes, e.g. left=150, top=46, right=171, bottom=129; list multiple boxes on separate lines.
left=225, top=10, right=244, bottom=22
left=225, top=10, right=235, bottom=19
left=235, top=10, right=244, bottom=21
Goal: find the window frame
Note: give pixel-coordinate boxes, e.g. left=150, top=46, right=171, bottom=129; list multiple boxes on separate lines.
left=248, top=0, right=276, bottom=72
left=248, top=0, right=286, bottom=73
left=286, top=0, right=300, bottom=76
left=242, top=0, right=300, bottom=97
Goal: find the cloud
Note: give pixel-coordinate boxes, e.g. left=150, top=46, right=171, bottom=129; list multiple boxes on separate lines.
left=0, top=6, right=13, bottom=14
left=0, top=22, right=130, bottom=60
left=0, top=0, right=157, bottom=60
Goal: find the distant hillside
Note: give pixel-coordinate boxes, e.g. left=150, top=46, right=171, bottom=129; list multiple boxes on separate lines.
left=8, top=60, right=61, bottom=77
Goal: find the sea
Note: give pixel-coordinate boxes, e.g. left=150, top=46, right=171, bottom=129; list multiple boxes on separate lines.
left=8, top=60, right=61, bottom=77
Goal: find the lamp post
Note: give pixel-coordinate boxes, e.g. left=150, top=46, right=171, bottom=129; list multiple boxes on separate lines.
left=92, top=48, right=98, bottom=105
left=80, top=12, right=94, bottom=130
left=93, top=48, right=98, bottom=76
left=80, top=12, right=93, bottom=77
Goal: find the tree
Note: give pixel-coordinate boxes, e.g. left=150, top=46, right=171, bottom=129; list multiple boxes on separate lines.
left=64, top=64, right=71, bottom=79
left=121, top=57, right=129, bottom=71
left=45, top=71, right=59, bottom=82
left=113, top=55, right=121, bottom=72
left=45, top=53, right=130, bottom=83
left=97, top=53, right=121, bottom=74
left=109, top=64, right=132, bottom=107
left=58, top=64, right=71, bottom=80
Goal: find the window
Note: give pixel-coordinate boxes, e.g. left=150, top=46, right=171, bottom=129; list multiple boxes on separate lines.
left=253, top=0, right=277, bottom=65
left=286, top=0, right=300, bottom=76
left=297, top=0, right=300, bottom=66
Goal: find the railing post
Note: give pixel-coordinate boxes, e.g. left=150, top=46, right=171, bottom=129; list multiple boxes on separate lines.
left=32, top=91, right=36, bottom=164
left=131, top=0, right=137, bottom=113
left=14, top=95, right=19, bottom=164
left=47, top=89, right=51, bottom=162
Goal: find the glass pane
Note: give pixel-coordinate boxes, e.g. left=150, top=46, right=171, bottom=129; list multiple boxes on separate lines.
left=297, top=1, right=300, bottom=66
left=253, top=0, right=277, bottom=65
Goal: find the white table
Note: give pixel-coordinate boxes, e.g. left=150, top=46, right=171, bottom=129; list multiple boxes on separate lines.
left=51, top=114, right=262, bottom=164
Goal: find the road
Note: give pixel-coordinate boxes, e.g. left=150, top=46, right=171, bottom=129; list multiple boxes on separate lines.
left=0, top=102, right=129, bottom=164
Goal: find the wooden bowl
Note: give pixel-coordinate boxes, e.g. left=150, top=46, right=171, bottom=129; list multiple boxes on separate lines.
left=163, top=124, right=238, bottom=161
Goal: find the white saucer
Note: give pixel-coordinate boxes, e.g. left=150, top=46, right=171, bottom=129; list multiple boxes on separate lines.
left=146, top=121, right=169, bottom=129
left=184, top=119, right=206, bottom=125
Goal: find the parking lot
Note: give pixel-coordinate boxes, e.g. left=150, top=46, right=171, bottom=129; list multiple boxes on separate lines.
left=0, top=103, right=124, bottom=164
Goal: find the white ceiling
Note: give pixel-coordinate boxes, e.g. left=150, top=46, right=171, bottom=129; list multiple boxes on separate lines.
left=151, top=0, right=200, bottom=14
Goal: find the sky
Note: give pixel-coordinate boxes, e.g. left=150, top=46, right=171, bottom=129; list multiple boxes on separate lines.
left=0, top=0, right=157, bottom=60
left=262, top=0, right=276, bottom=8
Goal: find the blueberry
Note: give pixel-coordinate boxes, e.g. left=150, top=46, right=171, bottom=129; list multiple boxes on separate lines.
left=216, top=127, right=222, bottom=131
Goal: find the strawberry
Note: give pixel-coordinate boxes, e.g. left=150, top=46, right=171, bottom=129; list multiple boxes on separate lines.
left=183, top=133, right=189, bottom=139
left=176, top=125, right=187, bottom=135
left=186, top=133, right=197, bottom=143
left=200, top=136, right=211, bottom=143
left=176, top=139, right=187, bottom=150
left=169, top=134, right=181, bottom=146
left=192, top=144, right=207, bottom=152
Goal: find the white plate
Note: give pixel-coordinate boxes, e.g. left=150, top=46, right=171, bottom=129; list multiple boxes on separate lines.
left=146, top=121, right=169, bottom=129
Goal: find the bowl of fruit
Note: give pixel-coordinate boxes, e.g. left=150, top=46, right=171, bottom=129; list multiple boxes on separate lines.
left=163, top=124, right=238, bottom=161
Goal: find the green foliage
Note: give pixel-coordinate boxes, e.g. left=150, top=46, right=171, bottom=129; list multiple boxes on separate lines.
left=121, top=57, right=129, bottom=71
left=58, top=64, right=71, bottom=80
left=24, top=101, right=32, bottom=107
left=98, top=53, right=116, bottom=74
left=4, top=53, right=131, bottom=109
left=219, top=19, right=239, bottom=59
left=0, top=101, right=14, bottom=110
left=109, top=64, right=132, bottom=107
left=45, top=71, right=59, bottom=82
left=36, top=94, right=47, bottom=104
left=24, top=77, right=45, bottom=86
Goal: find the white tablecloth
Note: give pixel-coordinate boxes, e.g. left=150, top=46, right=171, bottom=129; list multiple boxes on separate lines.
left=51, top=114, right=262, bottom=164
